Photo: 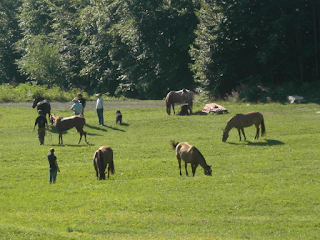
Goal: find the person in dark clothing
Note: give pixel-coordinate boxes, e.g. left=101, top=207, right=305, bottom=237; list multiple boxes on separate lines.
left=47, top=148, right=60, bottom=184
left=77, top=93, right=86, bottom=116
left=33, top=110, right=48, bottom=145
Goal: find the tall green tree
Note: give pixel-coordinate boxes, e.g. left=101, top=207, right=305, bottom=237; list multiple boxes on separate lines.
left=124, top=0, right=199, bottom=99
left=0, top=0, right=25, bottom=84
left=192, top=0, right=320, bottom=98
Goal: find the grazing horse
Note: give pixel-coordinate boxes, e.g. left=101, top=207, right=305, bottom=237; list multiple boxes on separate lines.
left=93, top=146, right=115, bottom=180
left=170, top=140, right=212, bottom=177
left=165, top=89, right=193, bottom=115
left=222, top=111, right=266, bottom=142
left=32, top=97, right=51, bottom=121
left=50, top=114, right=88, bottom=145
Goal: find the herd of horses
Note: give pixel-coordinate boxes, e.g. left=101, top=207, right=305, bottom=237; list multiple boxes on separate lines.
left=32, top=90, right=266, bottom=179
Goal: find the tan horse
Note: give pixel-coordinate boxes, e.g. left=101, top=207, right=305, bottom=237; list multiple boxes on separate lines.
left=222, top=111, right=266, bottom=142
left=165, top=89, right=193, bottom=115
left=50, top=114, right=88, bottom=145
left=170, top=140, right=212, bottom=177
left=93, top=146, right=115, bottom=180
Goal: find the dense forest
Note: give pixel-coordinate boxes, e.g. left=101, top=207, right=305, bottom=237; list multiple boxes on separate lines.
left=0, top=0, right=319, bottom=100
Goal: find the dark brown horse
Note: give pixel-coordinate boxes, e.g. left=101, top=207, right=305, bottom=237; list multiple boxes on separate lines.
left=32, top=97, right=51, bottom=121
left=222, top=111, right=266, bottom=142
left=165, top=89, right=193, bottom=115
left=50, top=114, right=88, bottom=145
left=93, top=146, right=115, bottom=180
left=170, top=140, right=212, bottom=177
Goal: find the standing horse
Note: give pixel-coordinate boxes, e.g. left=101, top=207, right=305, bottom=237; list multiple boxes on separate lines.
left=32, top=97, right=51, bottom=121
left=93, top=146, right=115, bottom=180
left=222, top=111, right=266, bottom=142
left=170, top=140, right=212, bottom=177
left=165, top=89, right=193, bottom=115
left=50, top=114, right=88, bottom=145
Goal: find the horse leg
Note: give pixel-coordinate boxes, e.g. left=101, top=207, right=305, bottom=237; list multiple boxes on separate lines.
left=254, top=126, right=260, bottom=140
left=237, top=129, right=242, bottom=141
left=185, top=162, right=189, bottom=176
left=191, top=164, right=197, bottom=177
left=177, top=157, right=182, bottom=176
left=58, top=133, right=62, bottom=145
left=172, top=104, right=175, bottom=115
left=83, top=131, right=88, bottom=144
left=241, top=128, right=246, bottom=141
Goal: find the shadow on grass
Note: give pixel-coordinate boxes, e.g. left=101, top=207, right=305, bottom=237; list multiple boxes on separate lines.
left=247, top=139, right=284, bottom=146
left=48, top=143, right=94, bottom=147
left=192, top=111, right=229, bottom=116
left=85, top=123, right=128, bottom=132
left=226, top=139, right=285, bottom=146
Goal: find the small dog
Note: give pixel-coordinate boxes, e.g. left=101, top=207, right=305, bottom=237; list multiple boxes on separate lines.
left=116, top=110, right=122, bottom=124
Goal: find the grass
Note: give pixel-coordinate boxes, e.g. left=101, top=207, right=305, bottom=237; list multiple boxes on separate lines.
left=0, top=101, right=320, bottom=239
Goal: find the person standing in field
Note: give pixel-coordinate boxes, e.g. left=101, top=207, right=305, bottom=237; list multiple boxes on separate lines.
left=96, top=93, right=104, bottom=126
left=70, top=97, right=83, bottom=115
left=33, top=109, right=48, bottom=145
left=77, top=93, right=86, bottom=116
left=47, top=148, right=60, bottom=184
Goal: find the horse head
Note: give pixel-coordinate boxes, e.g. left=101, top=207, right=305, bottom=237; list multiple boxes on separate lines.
left=98, top=172, right=106, bottom=180
left=222, top=130, right=229, bottom=142
left=32, top=97, right=39, bottom=108
left=32, top=97, right=45, bottom=108
left=181, top=89, right=193, bottom=111
left=204, top=165, right=212, bottom=176
left=50, top=114, right=61, bottom=124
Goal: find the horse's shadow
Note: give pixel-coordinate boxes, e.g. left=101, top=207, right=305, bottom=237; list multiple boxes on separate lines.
left=49, top=143, right=94, bottom=147
left=85, top=123, right=128, bottom=132
left=85, top=124, right=108, bottom=132
left=247, top=139, right=285, bottom=146
left=227, top=139, right=284, bottom=146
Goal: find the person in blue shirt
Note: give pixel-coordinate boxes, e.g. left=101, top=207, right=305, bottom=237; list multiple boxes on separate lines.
left=70, top=97, right=83, bottom=115
left=47, top=148, right=60, bottom=184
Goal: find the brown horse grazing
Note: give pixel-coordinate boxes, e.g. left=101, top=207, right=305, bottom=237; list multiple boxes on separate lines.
left=32, top=97, right=51, bottom=121
left=170, top=140, right=212, bottom=177
left=93, top=146, right=115, bottom=180
left=165, top=89, right=193, bottom=115
left=222, top=111, right=266, bottom=142
left=50, top=114, right=88, bottom=145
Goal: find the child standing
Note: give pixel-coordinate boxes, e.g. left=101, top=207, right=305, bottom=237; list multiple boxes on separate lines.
left=47, top=148, right=60, bottom=184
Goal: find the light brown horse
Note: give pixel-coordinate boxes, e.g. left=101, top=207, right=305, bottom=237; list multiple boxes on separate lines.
left=222, top=111, right=266, bottom=142
left=50, top=114, right=88, bottom=145
left=93, top=146, right=115, bottom=180
left=165, top=89, right=193, bottom=115
left=170, top=140, right=212, bottom=177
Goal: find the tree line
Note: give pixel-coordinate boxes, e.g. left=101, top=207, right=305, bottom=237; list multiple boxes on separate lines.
left=0, top=0, right=319, bottom=100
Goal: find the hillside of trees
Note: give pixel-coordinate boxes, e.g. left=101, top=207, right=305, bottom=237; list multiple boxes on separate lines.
left=0, top=0, right=319, bottom=101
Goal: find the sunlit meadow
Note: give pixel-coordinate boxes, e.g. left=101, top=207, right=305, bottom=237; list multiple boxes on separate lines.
left=0, top=100, right=320, bottom=239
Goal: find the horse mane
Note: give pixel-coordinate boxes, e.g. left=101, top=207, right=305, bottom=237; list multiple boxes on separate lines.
left=191, top=146, right=210, bottom=168
left=227, top=115, right=237, bottom=123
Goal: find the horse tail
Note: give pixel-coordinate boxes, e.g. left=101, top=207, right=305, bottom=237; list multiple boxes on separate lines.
left=170, top=140, right=179, bottom=150
left=48, top=102, right=51, bottom=117
left=109, top=157, right=115, bottom=175
left=165, top=92, right=172, bottom=115
left=261, top=118, right=266, bottom=137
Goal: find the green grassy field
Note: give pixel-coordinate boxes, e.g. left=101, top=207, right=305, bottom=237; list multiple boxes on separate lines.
left=0, top=101, right=320, bottom=239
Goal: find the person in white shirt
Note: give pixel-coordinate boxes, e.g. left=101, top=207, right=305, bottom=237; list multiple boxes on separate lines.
left=96, top=93, right=104, bottom=126
left=71, top=98, right=83, bottom=115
